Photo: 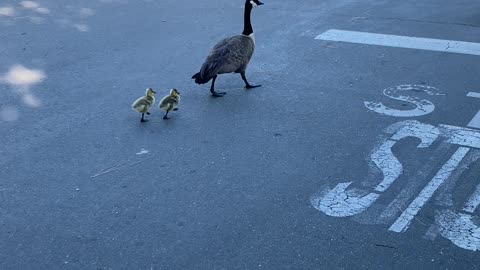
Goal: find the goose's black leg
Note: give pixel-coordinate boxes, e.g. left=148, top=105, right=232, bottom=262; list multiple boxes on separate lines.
left=210, top=75, right=226, bottom=97
left=241, top=72, right=261, bottom=89
left=163, top=111, right=170, bottom=120
left=141, top=113, right=148, bottom=122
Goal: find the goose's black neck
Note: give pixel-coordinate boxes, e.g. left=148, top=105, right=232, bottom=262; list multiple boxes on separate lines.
left=242, top=4, right=253, bottom=36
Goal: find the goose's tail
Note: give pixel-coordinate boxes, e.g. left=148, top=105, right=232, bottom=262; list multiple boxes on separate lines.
left=191, top=72, right=211, bottom=85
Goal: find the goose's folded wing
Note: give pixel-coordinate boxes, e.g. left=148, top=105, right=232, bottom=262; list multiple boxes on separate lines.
left=201, top=36, right=254, bottom=77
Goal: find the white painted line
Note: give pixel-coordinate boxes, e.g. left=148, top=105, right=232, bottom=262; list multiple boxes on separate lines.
left=467, top=92, right=480, bottom=99
left=440, top=124, right=480, bottom=149
left=389, top=147, right=470, bottom=233
left=465, top=92, right=480, bottom=128
left=463, top=184, right=480, bottom=213
left=468, top=111, right=480, bottom=129
left=315, top=29, right=480, bottom=56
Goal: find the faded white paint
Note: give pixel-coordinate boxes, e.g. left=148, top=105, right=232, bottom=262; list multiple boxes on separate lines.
left=436, top=210, right=480, bottom=251
left=371, top=140, right=402, bottom=192
left=374, top=121, right=439, bottom=192
left=434, top=149, right=480, bottom=209
left=311, top=182, right=380, bottom=217
left=136, top=149, right=149, bottom=155
left=312, top=120, right=439, bottom=217
left=467, top=92, right=480, bottom=99
left=463, top=183, right=480, bottom=213
left=467, top=92, right=480, bottom=128
left=439, top=124, right=480, bottom=149
left=389, top=147, right=470, bottom=233
left=431, top=93, right=480, bottom=251
left=390, top=121, right=440, bottom=148
left=364, top=85, right=443, bottom=117
left=378, top=143, right=451, bottom=224
left=434, top=145, right=480, bottom=250
left=311, top=138, right=401, bottom=217
left=467, top=111, right=480, bottom=129
left=311, top=82, right=480, bottom=251
left=315, top=29, right=480, bottom=56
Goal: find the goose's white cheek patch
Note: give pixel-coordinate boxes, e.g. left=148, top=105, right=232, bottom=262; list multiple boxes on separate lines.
left=250, top=1, right=257, bottom=7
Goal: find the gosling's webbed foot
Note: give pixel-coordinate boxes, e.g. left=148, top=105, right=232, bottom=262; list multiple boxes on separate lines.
left=211, top=91, right=227, bottom=97
left=173, top=108, right=179, bottom=111
left=245, top=84, right=261, bottom=89
left=163, top=116, right=170, bottom=120
left=146, top=112, right=151, bottom=115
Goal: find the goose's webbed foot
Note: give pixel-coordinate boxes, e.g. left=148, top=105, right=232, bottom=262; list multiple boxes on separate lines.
left=241, top=73, right=261, bottom=90
left=209, top=75, right=225, bottom=97
left=245, top=84, right=261, bottom=89
left=211, top=91, right=226, bottom=97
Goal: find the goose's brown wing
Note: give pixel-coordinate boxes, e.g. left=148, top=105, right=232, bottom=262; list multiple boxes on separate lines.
left=200, top=35, right=255, bottom=79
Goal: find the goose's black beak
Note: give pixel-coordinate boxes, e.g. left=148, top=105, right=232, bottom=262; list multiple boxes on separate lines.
left=257, top=1, right=264, bottom=5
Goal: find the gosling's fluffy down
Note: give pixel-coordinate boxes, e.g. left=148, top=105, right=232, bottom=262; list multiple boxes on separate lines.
left=132, top=88, right=156, bottom=122
left=159, top=89, right=180, bottom=120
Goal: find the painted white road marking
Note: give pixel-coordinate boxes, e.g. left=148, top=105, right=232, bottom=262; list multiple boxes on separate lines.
left=312, top=88, right=480, bottom=251
left=433, top=149, right=480, bottom=252
left=436, top=209, right=480, bottom=251
left=389, top=147, right=470, bottom=233
left=463, top=183, right=480, bottom=213
left=315, top=29, right=480, bottom=56
left=371, top=140, right=403, bottom=192
left=466, top=92, right=480, bottom=128
left=467, top=92, right=480, bottom=99
left=311, top=182, right=380, bottom=217
left=312, top=121, right=439, bottom=217
left=467, top=112, right=480, bottom=129
left=365, top=85, right=444, bottom=117
left=439, top=124, right=480, bottom=148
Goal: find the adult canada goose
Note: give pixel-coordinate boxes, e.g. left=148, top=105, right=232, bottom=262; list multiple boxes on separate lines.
left=192, top=0, right=264, bottom=97
left=132, top=88, right=156, bottom=122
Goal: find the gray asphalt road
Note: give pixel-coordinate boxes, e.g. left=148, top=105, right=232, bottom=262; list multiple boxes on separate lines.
left=1, top=0, right=480, bottom=269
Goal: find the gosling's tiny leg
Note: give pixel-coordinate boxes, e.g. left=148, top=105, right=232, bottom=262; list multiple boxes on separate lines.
left=241, top=72, right=261, bottom=89
left=163, top=111, right=170, bottom=120
left=210, top=75, right=226, bottom=97
left=141, top=113, right=148, bottom=122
